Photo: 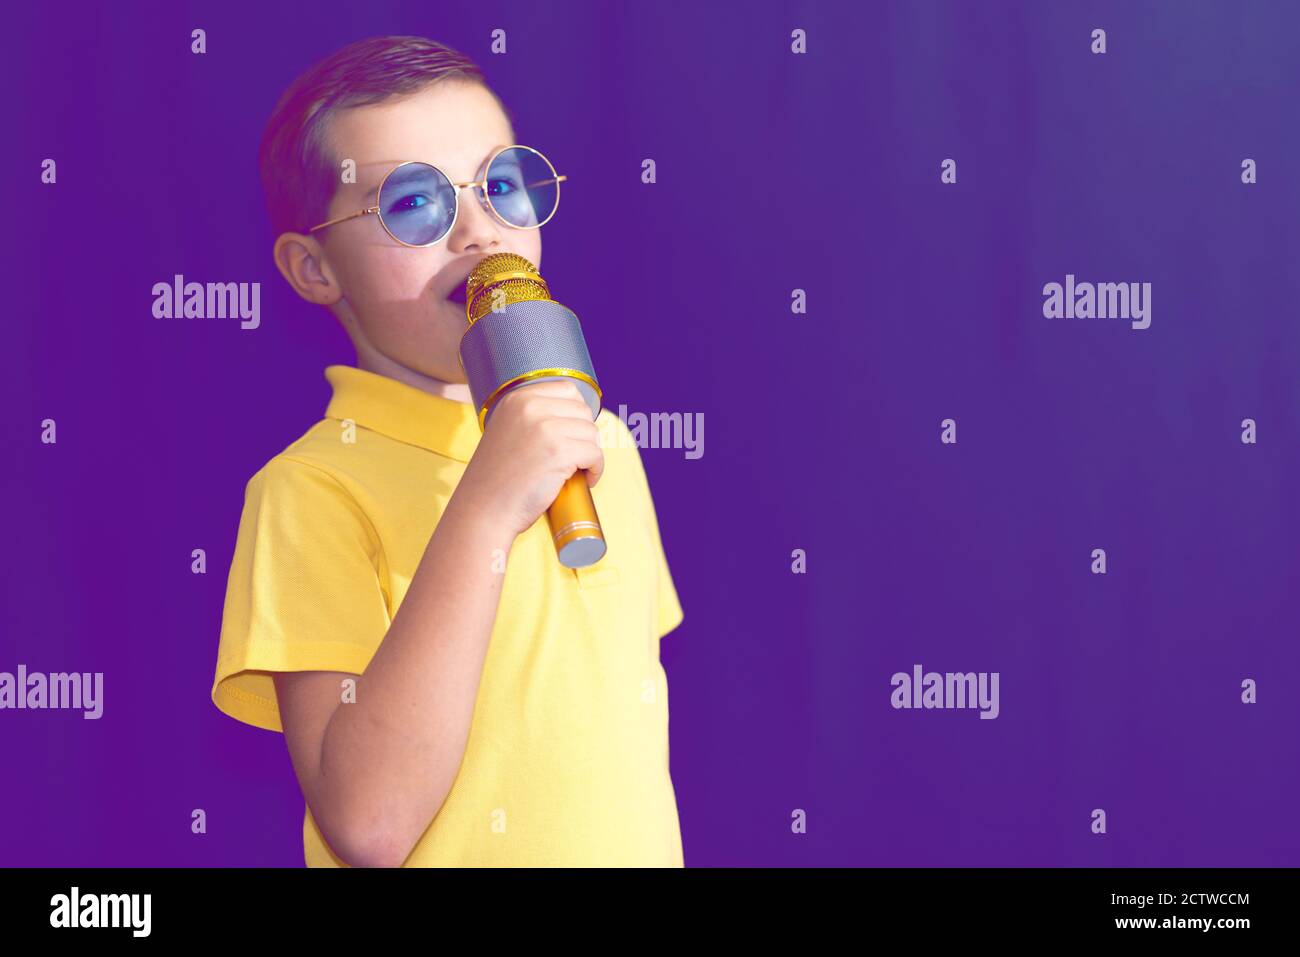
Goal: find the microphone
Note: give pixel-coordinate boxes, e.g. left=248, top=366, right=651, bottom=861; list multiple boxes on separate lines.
left=457, top=252, right=606, bottom=568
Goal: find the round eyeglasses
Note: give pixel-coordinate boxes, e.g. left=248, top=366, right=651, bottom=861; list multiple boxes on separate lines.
left=308, top=144, right=567, bottom=247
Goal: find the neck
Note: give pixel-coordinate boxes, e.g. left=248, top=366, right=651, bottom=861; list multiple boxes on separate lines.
left=351, top=342, right=473, bottom=405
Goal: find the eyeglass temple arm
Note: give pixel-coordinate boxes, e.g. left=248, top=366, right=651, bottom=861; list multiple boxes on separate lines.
left=308, top=207, right=379, bottom=234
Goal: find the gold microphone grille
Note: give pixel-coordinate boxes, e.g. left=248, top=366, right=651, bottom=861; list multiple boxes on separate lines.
left=465, top=252, right=551, bottom=325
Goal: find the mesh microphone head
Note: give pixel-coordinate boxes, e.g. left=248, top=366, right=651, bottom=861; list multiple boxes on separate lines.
left=465, top=252, right=551, bottom=325
left=458, top=253, right=601, bottom=430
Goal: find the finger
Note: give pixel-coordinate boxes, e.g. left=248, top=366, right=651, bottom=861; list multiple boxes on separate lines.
left=567, top=438, right=604, bottom=485
left=545, top=417, right=603, bottom=443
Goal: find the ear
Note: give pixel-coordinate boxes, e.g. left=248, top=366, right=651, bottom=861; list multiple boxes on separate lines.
left=273, top=232, right=344, bottom=306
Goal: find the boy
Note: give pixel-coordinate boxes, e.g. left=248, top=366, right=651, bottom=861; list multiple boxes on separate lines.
left=210, top=36, right=685, bottom=867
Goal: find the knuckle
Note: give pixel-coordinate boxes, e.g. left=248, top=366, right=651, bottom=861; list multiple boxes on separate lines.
left=519, top=394, right=544, bottom=421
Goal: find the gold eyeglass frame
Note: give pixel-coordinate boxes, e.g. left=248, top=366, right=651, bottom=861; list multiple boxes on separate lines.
left=308, top=144, right=567, bottom=247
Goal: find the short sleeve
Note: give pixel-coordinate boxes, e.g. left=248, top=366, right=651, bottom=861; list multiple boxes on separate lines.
left=613, top=416, right=684, bottom=640
left=211, top=455, right=392, bottom=733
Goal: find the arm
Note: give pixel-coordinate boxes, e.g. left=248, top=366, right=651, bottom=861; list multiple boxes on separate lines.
left=275, top=492, right=513, bottom=868
left=273, top=379, right=603, bottom=868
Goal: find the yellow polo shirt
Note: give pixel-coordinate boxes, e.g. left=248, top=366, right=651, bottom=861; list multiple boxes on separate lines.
left=211, top=364, right=685, bottom=867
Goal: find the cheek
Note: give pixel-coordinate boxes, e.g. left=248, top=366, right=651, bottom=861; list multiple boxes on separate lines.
left=518, top=230, right=543, bottom=268
left=340, top=245, right=441, bottom=309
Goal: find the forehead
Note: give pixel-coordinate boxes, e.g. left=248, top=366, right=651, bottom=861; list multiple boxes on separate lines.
left=324, top=80, right=515, bottom=185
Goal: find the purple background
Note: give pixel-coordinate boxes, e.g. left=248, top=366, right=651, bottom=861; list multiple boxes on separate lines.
left=5, top=0, right=1298, bottom=866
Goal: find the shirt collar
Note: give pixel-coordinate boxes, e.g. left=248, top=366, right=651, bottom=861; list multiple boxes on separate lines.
left=324, top=364, right=482, bottom=463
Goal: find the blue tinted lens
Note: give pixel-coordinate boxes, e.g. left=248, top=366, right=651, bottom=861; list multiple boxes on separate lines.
left=486, top=148, right=559, bottom=228
left=378, top=163, right=456, bottom=245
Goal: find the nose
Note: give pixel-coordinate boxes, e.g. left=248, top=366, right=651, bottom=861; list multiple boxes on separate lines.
left=445, top=185, right=503, bottom=254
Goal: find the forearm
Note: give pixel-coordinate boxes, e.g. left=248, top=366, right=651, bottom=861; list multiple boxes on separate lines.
left=316, top=488, right=515, bottom=866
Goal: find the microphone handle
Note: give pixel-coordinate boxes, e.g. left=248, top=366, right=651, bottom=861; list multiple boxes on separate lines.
left=547, top=469, right=606, bottom=568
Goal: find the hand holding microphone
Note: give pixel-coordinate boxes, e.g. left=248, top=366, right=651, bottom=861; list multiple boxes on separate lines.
left=457, top=379, right=604, bottom=546
left=456, top=253, right=608, bottom=567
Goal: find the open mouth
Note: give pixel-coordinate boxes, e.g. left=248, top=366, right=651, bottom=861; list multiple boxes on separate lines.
left=442, top=257, right=486, bottom=307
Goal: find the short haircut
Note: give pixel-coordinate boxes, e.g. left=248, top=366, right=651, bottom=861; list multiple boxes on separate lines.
left=257, top=35, right=511, bottom=237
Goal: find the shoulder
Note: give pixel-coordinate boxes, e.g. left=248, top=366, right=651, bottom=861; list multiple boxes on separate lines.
left=276, top=417, right=358, bottom=475
left=238, top=422, right=370, bottom=526
left=240, top=411, right=387, bottom=488
left=238, top=421, right=331, bottom=490
left=597, top=408, right=645, bottom=465
left=596, top=408, right=655, bottom=494
left=596, top=407, right=667, bottom=526
left=231, top=442, right=383, bottom=569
